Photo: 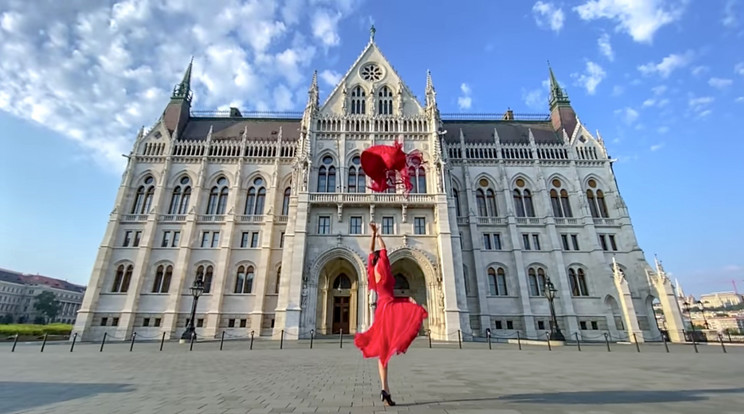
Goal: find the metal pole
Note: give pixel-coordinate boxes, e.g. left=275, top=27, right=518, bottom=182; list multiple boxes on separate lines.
left=727, top=331, right=732, bottom=343
left=70, top=332, right=77, bottom=352
left=129, top=332, right=136, bottom=352
left=310, top=329, right=314, bottom=349
left=189, top=331, right=195, bottom=351
left=457, top=330, right=462, bottom=349
left=662, top=333, right=669, bottom=353
left=604, top=332, right=611, bottom=352
left=718, top=334, right=727, bottom=354
left=428, top=329, right=432, bottom=348
left=220, top=331, right=225, bottom=351
left=574, top=332, right=581, bottom=352
left=11, top=333, right=19, bottom=352
left=159, top=331, right=166, bottom=351
left=40, top=333, right=48, bottom=352
left=99, top=332, right=107, bottom=352
left=632, top=333, right=640, bottom=352
left=280, top=329, right=284, bottom=350
left=546, top=332, right=552, bottom=351
left=487, top=329, right=492, bottom=350
left=339, top=328, right=343, bottom=349
left=250, top=330, right=254, bottom=350
left=517, top=331, right=522, bottom=350
left=691, top=330, right=699, bottom=353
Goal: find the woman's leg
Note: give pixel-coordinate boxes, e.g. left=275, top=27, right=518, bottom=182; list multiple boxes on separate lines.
left=378, top=359, right=389, bottom=392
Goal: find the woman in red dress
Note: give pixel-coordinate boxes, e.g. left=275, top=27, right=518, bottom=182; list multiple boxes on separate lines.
left=354, top=222, right=428, bottom=406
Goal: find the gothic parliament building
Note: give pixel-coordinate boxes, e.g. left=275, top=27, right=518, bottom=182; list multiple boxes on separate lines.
left=75, top=32, right=687, bottom=343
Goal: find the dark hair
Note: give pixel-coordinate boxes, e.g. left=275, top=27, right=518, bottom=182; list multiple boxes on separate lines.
left=372, top=250, right=381, bottom=266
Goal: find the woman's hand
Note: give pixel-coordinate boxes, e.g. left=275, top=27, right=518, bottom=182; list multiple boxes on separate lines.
left=409, top=297, right=417, bottom=304
left=370, top=222, right=377, bottom=233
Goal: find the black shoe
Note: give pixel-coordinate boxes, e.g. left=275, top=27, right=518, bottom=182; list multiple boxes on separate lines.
left=381, top=390, right=396, bottom=406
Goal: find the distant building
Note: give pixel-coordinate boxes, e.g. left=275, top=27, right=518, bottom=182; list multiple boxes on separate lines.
left=707, top=316, right=744, bottom=333
left=699, top=292, right=743, bottom=309
left=0, top=268, right=86, bottom=324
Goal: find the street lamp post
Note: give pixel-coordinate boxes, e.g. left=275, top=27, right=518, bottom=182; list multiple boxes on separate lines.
left=543, top=277, right=565, bottom=341
left=696, top=300, right=710, bottom=329
left=181, top=274, right=205, bottom=341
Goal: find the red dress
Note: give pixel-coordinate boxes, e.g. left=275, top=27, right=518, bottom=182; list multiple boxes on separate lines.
left=361, top=140, right=424, bottom=194
left=354, top=249, right=428, bottom=367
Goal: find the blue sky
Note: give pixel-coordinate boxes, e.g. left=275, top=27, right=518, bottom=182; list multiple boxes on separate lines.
left=0, top=0, right=742, bottom=296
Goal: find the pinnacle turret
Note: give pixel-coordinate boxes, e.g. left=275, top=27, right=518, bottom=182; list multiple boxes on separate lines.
left=171, top=58, right=194, bottom=102
left=548, top=63, right=570, bottom=110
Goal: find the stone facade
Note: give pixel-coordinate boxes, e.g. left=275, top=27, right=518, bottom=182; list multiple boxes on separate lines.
left=0, top=268, right=85, bottom=324
left=74, top=34, right=684, bottom=342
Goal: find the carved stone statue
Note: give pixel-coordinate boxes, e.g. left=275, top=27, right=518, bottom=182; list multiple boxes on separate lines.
left=342, top=84, right=348, bottom=113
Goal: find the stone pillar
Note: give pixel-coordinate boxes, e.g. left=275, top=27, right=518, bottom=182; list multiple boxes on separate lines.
left=613, top=262, right=644, bottom=343
left=649, top=268, right=686, bottom=342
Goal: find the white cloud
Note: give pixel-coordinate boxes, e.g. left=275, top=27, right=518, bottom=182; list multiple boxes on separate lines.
left=319, top=69, right=341, bottom=86
left=736, top=96, right=744, bottom=103
left=611, top=85, right=624, bottom=96
left=642, top=99, right=656, bottom=107
left=522, top=79, right=551, bottom=110
left=458, top=83, right=472, bottom=110
left=735, top=62, right=744, bottom=76
left=638, top=51, right=694, bottom=78
left=709, top=77, right=733, bottom=90
left=598, top=33, right=614, bottom=61
left=691, top=65, right=709, bottom=76
left=615, top=107, right=639, bottom=124
left=723, top=0, right=740, bottom=27
left=311, top=10, right=342, bottom=47
left=0, top=0, right=359, bottom=172
left=642, top=97, right=670, bottom=108
left=657, top=126, right=670, bottom=134
left=651, top=85, right=668, bottom=95
left=572, top=61, right=606, bottom=95
left=574, top=0, right=687, bottom=43
left=688, top=96, right=714, bottom=112
left=532, top=1, right=565, bottom=33
left=650, top=143, right=665, bottom=151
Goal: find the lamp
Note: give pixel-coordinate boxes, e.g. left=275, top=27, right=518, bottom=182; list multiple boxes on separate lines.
left=181, top=274, right=205, bottom=341
left=543, top=277, right=565, bottom=341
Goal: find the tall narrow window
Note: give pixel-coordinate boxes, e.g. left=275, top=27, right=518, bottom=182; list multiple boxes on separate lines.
left=453, top=188, right=462, bottom=216
left=168, top=186, right=182, bottom=215
left=489, top=267, right=508, bottom=296
left=131, top=176, right=155, bottom=214
left=569, top=268, right=589, bottom=296
left=120, top=265, right=133, bottom=293
left=408, top=158, right=426, bottom=193
left=244, top=177, right=266, bottom=215
left=378, top=86, right=393, bottom=115
left=152, top=265, right=164, bottom=293
left=235, top=266, right=247, bottom=293
left=282, top=187, right=291, bottom=215
left=179, top=184, right=191, bottom=214
left=348, top=156, right=366, bottom=193
left=349, top=217, right=362, bottom=234
left=203, top=266, right=213, bottom=294
left=381, top=217, right=394, bottom=234
left=476, top=189, right=488, bottom=216
left=586, top=179, right=610, bottom=218
left=351, top=85, right=366, bottom=115
left=550, top=179, right=574, bottom=218
left=486, top=189, right=498, bottom=216
left=513, top=189, right=525, bottom=217
left=275, top=267, right=281, bottom=294
left=318, top=216, right=331, bottom=234
left=207, top=177, right=229, bottom=214
left=528, top=267, right=546, bottom=296
left=317, top=156, right=335, bottom=192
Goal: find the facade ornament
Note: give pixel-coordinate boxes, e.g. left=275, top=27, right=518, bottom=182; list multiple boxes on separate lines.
left=401, top=205, right=407, bottom=223
left=342, top=84, right=348, bottom=113
left=337, top=203, right=343, bottom=221
left=397, top=80, right=404, bottom=114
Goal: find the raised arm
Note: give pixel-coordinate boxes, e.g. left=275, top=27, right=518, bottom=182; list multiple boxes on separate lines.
left=369, top=222, right=377, bottom=253
left=377, top=232, right=386, bottom=250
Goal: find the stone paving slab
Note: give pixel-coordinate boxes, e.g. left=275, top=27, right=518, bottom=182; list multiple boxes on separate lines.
left=1, top=338, right=743, bottom=414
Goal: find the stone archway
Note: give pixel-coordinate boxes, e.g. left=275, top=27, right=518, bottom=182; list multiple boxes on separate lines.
left=604, top=295, right=624, bottom=336
left=390, top=258, right=429, bottom=335
left=316, top=257, right=361, bottom=335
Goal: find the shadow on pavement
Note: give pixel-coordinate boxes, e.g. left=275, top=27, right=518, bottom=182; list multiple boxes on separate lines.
left=0, top=381, right=134, bottom=412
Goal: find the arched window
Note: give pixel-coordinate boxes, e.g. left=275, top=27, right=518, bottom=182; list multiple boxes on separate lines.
left=168, top=187, right=181, bottom=214
left=586, top=179, right=609, bottom=218
left=385, top=170, right=396, bottom=193
left=488, top=267, right=508, bottom=296
left=394, top=274, right=410, bottom=290
left=281, top=187, right=291, bottom=215
left=453, top=188, right=462, bottom=216
left=196, top=265, right=213, bottom=294
left=569, top=268, right=589, bottom=296
left=549, top=179, right=573, bottom=218
left=486, top=189, right=498, bottom=216
left=244, top=177, right=266, bottom=215
left=131, top=176, right=155, bottom=214
left=408, top=158, right=426, bottom=193
left=513, top=179, right=535, bottom=217
left=180, top=183, right=191, bottom=214
left=333, top=274, right=352, bottom=290
left=112, top=264, right=133, bottom=293
left=234, top=265, right=255, bottom=294
left=347, top=156, right=366, bottom=193
left=169, top=176, right=191, bottom=215
left=275, top=267, right=281, bottom=294
left=207, top=177, right=229, bottom=214
left=152, top=265, right=172, bottom=293
left=317, top=156, right=336, bottom=192
left=528, top=267, right=547, bottom=296
left=351, top=86, right=366, bottom=115
left=476, top=189, right=487, bottom=216
left=378, top=86, right=393, bottom=115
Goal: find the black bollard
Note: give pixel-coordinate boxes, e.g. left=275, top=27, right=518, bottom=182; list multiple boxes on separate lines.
left=220, top=331, right=225, bottom=351
left=517, top=331, right=522, bottom=350
left=339, top=328, right=343, bottom=349
left=159, top=331, right=166, bottom=351
left=458, top=330, right=462, bottom=349
left=310, top=329, right=314, bottom=349
left=662, top=334, right=669, bottom=353
left=727, top=331, right=732, bottom=343
left=280, top=329, right=284, bottom=350
left=604, top=332, right=611, bottom=352
left=546, top=332, right=552, bottom=351
left=486, top=329, right=492, bottom=350
left=691, top=333, right=699, bottom=353
left=99, top=332, right=107, bottom=352
left=574, top=332, right=581, bottom=352
left=129, top=332, right=136, bottom=352
left=632, top=333, right=640, bottom=352
left=250, top=330, right=254, bottom=350
left=718, top=334, right=727, bottom=354
left=40, top=333, right=48, bottom=352
left=70, top=333, right=78, bottom=352
left=11, top=333, right=19, bottom=352
left=189, top=331, right=195, bottom=351
left=428, top=329, right=432, bottom=348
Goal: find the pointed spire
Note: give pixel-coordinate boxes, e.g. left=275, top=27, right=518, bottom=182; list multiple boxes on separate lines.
left=548, top=62, right=570, bottom=109
left=370, top=24, right=376, bottom=42
left=426, top=70, right=434, bottom=93
left=171, top=58, right=194, bottom=101
left=425, top=70, right=437, bottom=108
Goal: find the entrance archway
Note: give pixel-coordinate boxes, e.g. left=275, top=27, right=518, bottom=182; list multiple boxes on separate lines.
left=390, top=257, right=429, bottom=335
left=316, top=258, right=360, bottom=335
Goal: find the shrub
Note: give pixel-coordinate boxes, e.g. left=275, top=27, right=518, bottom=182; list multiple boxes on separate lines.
left=0, top=323, right=73, bottom=337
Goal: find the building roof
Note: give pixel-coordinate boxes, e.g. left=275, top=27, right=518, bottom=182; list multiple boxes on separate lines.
left=180, top=117, right=302, bottom=141
left=0, top=267, right=86, bottom=293
left=441, top=120, right=562, bottom=145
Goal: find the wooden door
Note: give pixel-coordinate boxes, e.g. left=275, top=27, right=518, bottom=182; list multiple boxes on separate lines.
left=332, top=296, right=350, bottom=334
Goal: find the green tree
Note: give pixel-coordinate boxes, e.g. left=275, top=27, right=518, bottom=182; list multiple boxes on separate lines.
left=33, top=291, right=60, bottom=324
left=1, top=314, right=13, bottom=324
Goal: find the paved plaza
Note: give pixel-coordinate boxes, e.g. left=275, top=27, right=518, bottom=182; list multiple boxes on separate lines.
left=1, top=337, right=743, bottom=414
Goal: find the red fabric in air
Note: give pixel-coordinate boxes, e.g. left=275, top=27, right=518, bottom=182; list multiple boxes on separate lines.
left=354, top=249, right=428, bottom=368
left=361, top=140, right=423, bottom=194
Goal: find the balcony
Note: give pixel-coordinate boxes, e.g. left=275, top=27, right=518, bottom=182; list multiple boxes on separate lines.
left=516, top=217, right=542, bottom=225
left=197, top=214, right=225, bottom=223
left=120, top=214, right=149, bottom=223
left=237, top=215, right=265, bottom=223
left=275, top=215, right=289, bottom=223
left=593, top=218, right=618, bottom=227
left=159, top=215, right=187, bottom=222
left=554, top=218, right=580, bottom=226
left=477, top=217, right=504, bottom=225
left=456, top=217, right=469, bottom=225
left=309, top=192, right=436, bottom=206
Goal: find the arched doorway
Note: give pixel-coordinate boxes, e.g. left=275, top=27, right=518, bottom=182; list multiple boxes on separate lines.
left=390, top=257, right=429, bottom=335
left=604, top=295, right=624, bottom=336
left=316, top=258, right=360, bottom=335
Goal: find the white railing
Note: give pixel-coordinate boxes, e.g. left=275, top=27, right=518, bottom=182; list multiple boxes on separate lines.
left=477, top=217, right=503, bottom=225
left=456, top=217, right=469, bottom=225
left=160, top=215, right=187, bottom=222
left=121, top=214, right=148, bottom=222
left=198, top=214, right=225, bottom=223
left=237, top=215, right=264, bottom=223
left=516, top=217, right=542, bottom=225
left=593, top=218, right=617, bottom=226
left=555, top=217, right=580, bottom=225
left=308, top=193, right=436, bottom=204
left=275, top=215, right=288, bottom=223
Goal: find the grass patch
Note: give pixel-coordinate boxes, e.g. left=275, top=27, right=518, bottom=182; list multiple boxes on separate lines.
left=0, top=323, right=73, bottom=336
